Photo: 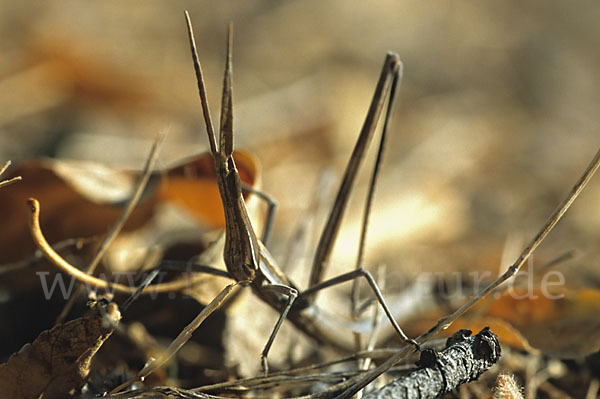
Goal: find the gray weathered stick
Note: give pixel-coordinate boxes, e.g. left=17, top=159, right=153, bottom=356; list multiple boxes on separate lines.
left=363, top=328, right=501, bottom=399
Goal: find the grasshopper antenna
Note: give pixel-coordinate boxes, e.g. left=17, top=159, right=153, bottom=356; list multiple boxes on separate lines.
left=184, top=10, right=218, bottom=155
left=219, top=22, right=234, bottom=158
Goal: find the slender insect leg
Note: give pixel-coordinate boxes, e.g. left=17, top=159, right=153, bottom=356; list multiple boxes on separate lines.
left=307, top=53, right=402, bottom=304
left=351, top=58, right=402, bottom=339
left=299, top=268, right=419, bottom=351
left=259, top=284, right=298, bottom=375
left=241, top=181, right=278, bottom=246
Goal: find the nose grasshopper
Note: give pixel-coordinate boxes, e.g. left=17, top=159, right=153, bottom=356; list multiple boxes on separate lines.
left=169, top=11, right=420, bottom=377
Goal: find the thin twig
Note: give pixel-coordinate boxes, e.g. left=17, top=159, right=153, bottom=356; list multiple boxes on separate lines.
left=108, top=353, right=413, bottom=399
left=110, top=282, right=243, bottom=394
left=55, top=133, right=166, bottom=323
left=337, top=147, right=600, bottom=398
left=0, top=175, right=21, bottom=189
left=0, top=160, right=11, bottom=176
left=195, top=348, right=405, bottom=393
left=0, top=160, right=21, bottom=188
left=105, top=387, right=225, bottom=399
left=203, top=371, right=358, bottom=392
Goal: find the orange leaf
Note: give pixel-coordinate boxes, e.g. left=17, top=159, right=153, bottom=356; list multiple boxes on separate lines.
left=0, top=151, right=258, bottom=265
left=483, top=288, right=600, bottom=358
left=158, top=150, right=258, bottom=228
left=0, top=160, right=156, bottom=264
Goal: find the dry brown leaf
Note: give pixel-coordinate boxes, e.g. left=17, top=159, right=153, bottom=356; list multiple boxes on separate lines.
left=0, top=303, right=121, bottom=399
left=0, top=160, right=156, bottom=265
left=0, top=151, right=258, bottom=265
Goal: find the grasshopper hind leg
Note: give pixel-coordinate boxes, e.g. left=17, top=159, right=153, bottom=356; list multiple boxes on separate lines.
left=300, top=53, right=418, bottom=351
left=299, top=268, right=420, bottom=351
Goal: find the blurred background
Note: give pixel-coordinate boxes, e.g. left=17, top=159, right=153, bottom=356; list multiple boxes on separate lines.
left=1, top=0, right=600, bottom=360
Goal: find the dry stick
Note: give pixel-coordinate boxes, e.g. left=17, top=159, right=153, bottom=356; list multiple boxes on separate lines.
left=54, top=133, right=166, bottom=323
left=195, top=356, right=412, bottom=399
left=363, top=328, right=501, bottom=399
left=106, top=387, right=225, bottom=399
left=0, top=176, right=21, bottom=189
left=337, top=147, right=600, bottom=399
left=194, top=348, right=403, bottom=393
left=110, top=281, right=243, bottom=394
left=0, top=160, right=11, bottom=175
left=200, top=371, right=358, bottom=393
left=108, top=376, right=367, bottom=399
left=0, top=160, right=22, bottom=188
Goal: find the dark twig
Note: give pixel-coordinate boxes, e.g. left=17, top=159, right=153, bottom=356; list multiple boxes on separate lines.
left=363, top=328, right=501, bottom=399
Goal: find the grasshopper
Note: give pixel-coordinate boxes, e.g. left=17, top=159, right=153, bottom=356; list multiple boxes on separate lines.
left=27, top=11, right=600, bottom=396
left=178, top=11, right=419, bottom=376
left=27, top=12, right=418, bottom=388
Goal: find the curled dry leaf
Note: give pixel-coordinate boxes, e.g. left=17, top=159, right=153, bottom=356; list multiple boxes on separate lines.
left=0, top=302, right=121, bottom=399
left=0, top=151, right=257, bottom=265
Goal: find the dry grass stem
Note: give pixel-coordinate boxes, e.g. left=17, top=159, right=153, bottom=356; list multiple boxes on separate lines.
left=110, top=282, right=242, bottom=394
left=337, top=147, right=600, bottom=398
left=55, top=132, right=167, bottom=323
left=0, top=160, right=21, bottom=189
